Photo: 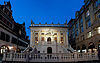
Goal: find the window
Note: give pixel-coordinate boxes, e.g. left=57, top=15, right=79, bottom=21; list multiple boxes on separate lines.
left=35, top=37, right=38, bottom=43
left=80, top=17, right=83, bottom=24
left=54, top=33, right=57, bottom=35
left=86, top=10, right=90, bottom=17
left=61, top=33, right=63, bottom=35
left=12, top=37, right=17, bottom=44
left=7, top=21, right=9, bottom=26
left=35, top=33, right=38, bottom=36
left=54, top=37, right=57, bottom=42
left=1, top=32, right=5, bottom=41
left=86, top=19, right=91, bottom=28
left=72, top=26, right=75, bottom=32
left=95, top=12, right=100, bottom=20
left=81, top=35, right=85, bottom=41
left=96, top=0, right=100, bottom=7
left=79, top=17, right=84, bottom=33
left=80, top=25, right=84, bottom=33
left=98, top=27, right=100, bottom=34
left=61, top=37, right=64, bottom=43
left=76, top=23, right=78, bottom=28
left=76, top=38, right=79, bottom=42
left=9, top=23, right=12, bottom=28
left=41, top=33, right=44, bottom=35
left=6, top=34, right=10, bottom=42
left=97, top=13, right=100, bottom=18
left=87, top=32, right=92, bottom=38
left=0, top=15, right=2, bottom=20
left=73, top=33, right=75, bottom=38
left=76, top=30, right=79, bottom=36
left=41, top=37, right=44, bottom=41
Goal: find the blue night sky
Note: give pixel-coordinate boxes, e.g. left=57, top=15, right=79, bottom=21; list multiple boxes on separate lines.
left=0, top=0, right=84, bottom=39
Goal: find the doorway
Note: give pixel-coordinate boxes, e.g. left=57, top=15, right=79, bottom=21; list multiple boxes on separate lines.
left=47, top=47, right=52, bottom=53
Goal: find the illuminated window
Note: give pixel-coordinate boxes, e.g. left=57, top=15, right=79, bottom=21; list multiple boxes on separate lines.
left=41, top=33, right=44, bottom=35
left=35, top=33, right=38, bottom=36
left=61, top=33, right=63, bottom=35
left=86, top=10, right=90, bottom=17
left=41, top=37, right=44, bottom=41
left=35, top=37, right=38, bottom=43
left=0, top=45, right=9, bottom=54
left=87, top=32, right=92, bottom=38
left=54, top=37, right=57, bottom=42
left=61, top=37, right=64, bottom=43
left=98, top=27, right=100, bottom=34
left=54, top=33, right=57, bottom=35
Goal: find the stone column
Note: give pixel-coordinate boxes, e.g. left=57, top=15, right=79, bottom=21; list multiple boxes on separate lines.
left=39, top=31, right=41, bottom=43
left=30, top=30, right=34, bottom=47
left=10, top=36, right=12, bottom=43
left=89, top=3, right=94, bottom=25
left=82, top=13, right=86, bottom=32
left=65, top=30, right=68, bottom=48
left=58, top=31, right=60, bottom=43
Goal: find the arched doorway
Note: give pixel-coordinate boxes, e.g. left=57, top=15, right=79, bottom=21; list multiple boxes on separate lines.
left=77, top=46, right=80, bottom=52
left=47, top=37, right=51, bottom=42
left=88, top=42, right=95, bottom=49
left=88, top=42, right=95, bottom=52
left=82, top=45, right=86, bottom=53
left=47, top=47, right=52, bottom=53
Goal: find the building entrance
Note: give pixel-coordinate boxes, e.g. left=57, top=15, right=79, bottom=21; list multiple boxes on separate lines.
left=47, top=47, right=52, bottom=53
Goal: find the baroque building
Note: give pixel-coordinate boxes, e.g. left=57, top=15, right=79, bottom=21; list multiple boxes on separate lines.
left=0, top=1, right=29, bottom=54
left=30, top=20, right=73, bottom=53
left=68, top=0, right=100, bottom=53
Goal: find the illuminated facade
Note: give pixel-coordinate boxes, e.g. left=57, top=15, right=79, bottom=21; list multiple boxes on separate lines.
left=30, top=20, right=73, bottom=53
left=0, top=1, right=29, bottom=54
left=68, top=0, right=99, bottom=53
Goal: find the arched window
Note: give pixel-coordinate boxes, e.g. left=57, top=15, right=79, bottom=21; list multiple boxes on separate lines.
left=82, top=45, right=86, bottom=50
left=47, top=37, right=51, bottom=42
left=88, top=42, right=95, bottom=49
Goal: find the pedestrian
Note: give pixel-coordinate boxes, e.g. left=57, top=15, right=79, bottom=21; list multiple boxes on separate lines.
left=98, top=50, right=100, bottom=61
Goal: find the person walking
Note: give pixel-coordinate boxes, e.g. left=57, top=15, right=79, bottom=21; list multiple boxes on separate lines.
left=98, top=50, right=100, bottom=61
